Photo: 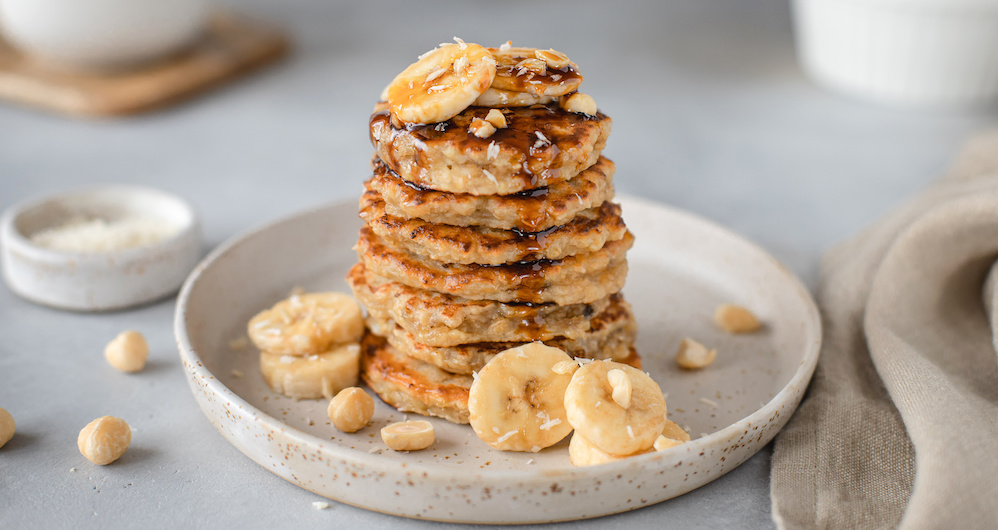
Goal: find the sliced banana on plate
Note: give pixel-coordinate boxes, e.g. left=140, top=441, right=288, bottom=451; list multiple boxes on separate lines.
left=568, top=430, right=652, bottom=467
left=259, top=344, right=361, bottom=400
left=387, top=42, right=497, bottom=125
left=382, top=420, right=435, bottom=451
left=248, top=292, right=364, bottom=356
left=564, top=360, right=668, bottom=456
left=468, top=342, right=575, bottom=452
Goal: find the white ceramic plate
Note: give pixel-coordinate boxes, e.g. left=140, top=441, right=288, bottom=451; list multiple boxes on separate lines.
left=175, top=195, right=821, bottom=524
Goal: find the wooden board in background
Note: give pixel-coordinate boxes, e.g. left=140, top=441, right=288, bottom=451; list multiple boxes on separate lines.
left=0, top=13, right=290, bottom=117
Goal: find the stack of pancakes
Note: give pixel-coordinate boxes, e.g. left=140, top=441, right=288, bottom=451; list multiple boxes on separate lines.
left=348, top=45, right=638, bottom=424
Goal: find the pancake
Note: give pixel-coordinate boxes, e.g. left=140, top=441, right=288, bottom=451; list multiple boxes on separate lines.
left=346, top=262, right=611, bottom=346
left=370, top=102, right=612, bottom=195
left=368, top=156, right=616, bottom=232
left=361, top=184, right=627, bottom=265
left=360, top=332, right=472, bottom=424
left=356, top=226, right=632, bottom=305
left=365, top=293, right=638, bottom=374
left=360, top=332, right=643, bottom=426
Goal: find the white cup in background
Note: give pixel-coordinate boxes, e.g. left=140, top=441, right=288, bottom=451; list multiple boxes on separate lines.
left=0, top=0, right=209, bottom=71
left=793, top=0, right=998, bottom=108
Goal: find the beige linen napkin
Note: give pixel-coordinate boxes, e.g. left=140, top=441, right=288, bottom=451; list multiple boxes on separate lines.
left=771, top=132, right=998, bottom=529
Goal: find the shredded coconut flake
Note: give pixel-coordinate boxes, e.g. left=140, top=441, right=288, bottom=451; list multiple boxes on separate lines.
left=312, top=501, right=330, bottom=510
left=231, top=369, right=244, bottom=378
left=535, top=131, right=549, bottom=143
left=425, top=67, right=447, bottom=82
left=30, top=216, right=178, bottom=253
left=499, top=41, right=512, bottom=52
left=486, top=141, right=500, bottom=160
left=453, top=36, right=467, bottom=48
left=699, top=397, right=718, bottom=408
left=368, top=447, right=381, bottom=454
left=627, top=425, right=634, bottom=439
left=492, top=426, right=500, bottom=434
left=482, top=169, right=498, bottom=186
left=496, top=430, right=518, bottom=443
left=472, top=371, right=480, bottom=381
left=527, top=458, right=535, bottom=465
left=418, top=47, right=438, bottom=60
left=539, top=418, right=562, bottom=431
left=530, top=445, right=542, bottom=453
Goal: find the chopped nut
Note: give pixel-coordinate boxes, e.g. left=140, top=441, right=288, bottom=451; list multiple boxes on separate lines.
left=327, top=387, right=374, bottom=433
left=535, top=48, right=570, bottom=69
left=551, top=360, right=579, bottom=375
left=453, top=55, right=470, bottom=75
left=515, top=58, right=547, bottom=76
left=381, top=420, right=435, bottom=451
left=0, top=408, right=14, bottom=448
left=104, top=331, right=149, bottom=373
left=484, top=109, right=507, bottom=129
left=469, top=118, right=497, bottom=138
left=560, top=92, right=598, bottom=115
left=78, top=416, right=131, bottom=465
left=607, top=369, right=632, bottom=409
left=653, top=435, right=683, bottom=451
left=675, top=338, right=717, bottom=370
left=714, top=304, right=761, bottom=333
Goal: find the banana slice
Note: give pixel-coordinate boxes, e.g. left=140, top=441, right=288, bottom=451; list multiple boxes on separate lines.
left=248, top=292, right=364, bottom=356
left=564, top=360, right=667, bottom=456
left=467, top=342, right=575, bottom=452
left=568, top=431, right=652, bottom=467
left=387, top=42, right=496, bottom=125
left=381, top=420, right=435, bottom=451
left=473, top=87, right=556, bottom=107
left=488, top=46, right=582, bottom=97
left=662, top=419, right=691, bottom=442
left=570, top=419, right=688, bottom=466
left=259, top=343, right=361, bottom=400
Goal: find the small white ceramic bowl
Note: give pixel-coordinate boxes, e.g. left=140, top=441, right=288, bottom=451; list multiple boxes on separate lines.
left=0, top=0, right=208, bottom=71
left=0, top=185, right=201, bottom=311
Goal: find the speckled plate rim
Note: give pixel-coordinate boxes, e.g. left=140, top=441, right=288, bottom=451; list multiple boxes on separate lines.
left=175, top=195, right=821, bottom=524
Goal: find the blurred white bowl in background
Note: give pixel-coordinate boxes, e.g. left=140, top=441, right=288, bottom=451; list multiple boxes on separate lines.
left=793, top=0, right=998, bottom=108
left=0, top=0, right=208, bottom=71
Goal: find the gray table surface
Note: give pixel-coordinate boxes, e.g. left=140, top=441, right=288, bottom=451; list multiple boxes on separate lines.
left=1, top=0, right=993, bottom=528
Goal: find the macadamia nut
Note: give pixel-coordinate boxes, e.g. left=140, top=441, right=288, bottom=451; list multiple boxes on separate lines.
left=78, top=416, right=131, bottom=465
left=104, top=331, right=149, bottom=373
left=0, top=408, right=15, bottom=449
left=327, top=387, right=374, bottom=433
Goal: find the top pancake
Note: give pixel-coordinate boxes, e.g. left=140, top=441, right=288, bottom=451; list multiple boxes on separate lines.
left=368, top=156, right=616, bottom=232
left=370, top=102, right=612, bottom=195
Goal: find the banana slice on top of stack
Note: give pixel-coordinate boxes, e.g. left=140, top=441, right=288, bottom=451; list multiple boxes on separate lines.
left=350, top=38, right=640, bottom=432
left=248, top=292, right=366, bottom=400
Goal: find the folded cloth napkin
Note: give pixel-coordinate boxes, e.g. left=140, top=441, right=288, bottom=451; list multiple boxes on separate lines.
left=771, top=132, right=998, bottom=529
